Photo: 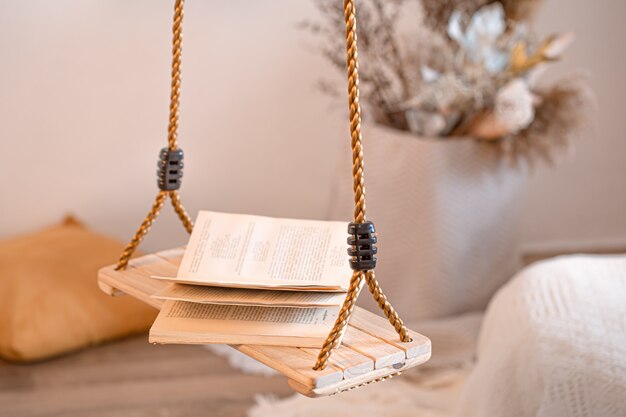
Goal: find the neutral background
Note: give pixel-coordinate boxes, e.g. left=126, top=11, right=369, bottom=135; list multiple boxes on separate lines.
left=1, top=0, right=624, bottom=254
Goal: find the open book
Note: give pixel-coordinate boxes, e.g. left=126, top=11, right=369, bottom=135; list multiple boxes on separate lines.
left=149, top=300, right=339, bottom=347
left=152, top=283, right=350, bottom=308
left=152, top=210, right=353, bottom=291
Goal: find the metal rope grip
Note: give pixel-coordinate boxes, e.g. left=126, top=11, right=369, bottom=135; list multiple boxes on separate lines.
left=157, top=148, right=184, bottom=191
left=347, top=221, right=378, bottom=271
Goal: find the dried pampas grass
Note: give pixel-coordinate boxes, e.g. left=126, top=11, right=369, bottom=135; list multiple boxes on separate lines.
left=421, top=0, right=544, bottom=33
left=421, top=0, right=491, bottom=32
left=499, top=77, right=594, bottom=166
left=499, top=0, right=543, bottom=23
left=305, top=0, right=591, bottom=167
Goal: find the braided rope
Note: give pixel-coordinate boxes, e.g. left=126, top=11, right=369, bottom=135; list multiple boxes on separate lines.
left=116, top=191, right=168, bottom=270
left=115, top=0, right=192, bottom=270
left=313, top=271, right=364, bottom=370
left=365, top=270, right=411, bottom=341
left=169, top=190, right=194, bottom=233
left=313, top=0, right=410, bottom=370
left=167, top=0, right=184, bottom=151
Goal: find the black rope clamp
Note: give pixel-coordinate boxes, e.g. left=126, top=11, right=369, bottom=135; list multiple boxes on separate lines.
left=157, top=148, right=184, bottom=191
left=347, top=221, right=378, bottom=271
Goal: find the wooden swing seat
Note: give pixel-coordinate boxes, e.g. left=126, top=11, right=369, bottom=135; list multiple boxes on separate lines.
left=98, top=247, right=431, bottom=397
left=104, top=0, right=431, bottom=397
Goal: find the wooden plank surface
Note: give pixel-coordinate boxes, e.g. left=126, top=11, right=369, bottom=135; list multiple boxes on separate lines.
left=155, top=246, right=186, bottom=264
left=301, top=345, right=374, bottom=380
left=0, top=336, right=292, bottom=417
left=349, top=308, right=431, bottom=359
left=342, top=326, right=405, bottom=369
left=130, top=254, right=180, bottom=278
left=237, top=345, right=342, bottom=389
left=97, top=249, right=431, bottom=394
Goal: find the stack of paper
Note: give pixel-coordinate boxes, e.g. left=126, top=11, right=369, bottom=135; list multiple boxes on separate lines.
left=149, top=210, right=356, bottom=348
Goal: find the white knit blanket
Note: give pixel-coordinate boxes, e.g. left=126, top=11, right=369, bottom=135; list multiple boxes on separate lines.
left=248, top=255, right=626, bottom=417
left=457, top=255, right=626, bottom=417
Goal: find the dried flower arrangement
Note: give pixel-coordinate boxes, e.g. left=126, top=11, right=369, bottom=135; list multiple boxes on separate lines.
left=304, top=0, right=593, bottom=165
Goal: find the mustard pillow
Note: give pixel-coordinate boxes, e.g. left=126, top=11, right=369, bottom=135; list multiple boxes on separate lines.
left=0, top=217, right=157, bottom=362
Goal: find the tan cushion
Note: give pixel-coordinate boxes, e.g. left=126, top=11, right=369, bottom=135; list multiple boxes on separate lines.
left=0, top=217, right=157, bottom=362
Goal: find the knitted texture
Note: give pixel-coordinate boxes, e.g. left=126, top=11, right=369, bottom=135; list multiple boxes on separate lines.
left=458, top=254, right=626, bottom=417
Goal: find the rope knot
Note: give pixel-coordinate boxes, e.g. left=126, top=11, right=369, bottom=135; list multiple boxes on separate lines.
left=157, top=148, right=184, bottom=191
left=347, top=221, right=378, bottom=271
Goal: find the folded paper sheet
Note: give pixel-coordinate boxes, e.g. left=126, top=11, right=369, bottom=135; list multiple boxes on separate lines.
left=152, top=211, right=352, bottom=291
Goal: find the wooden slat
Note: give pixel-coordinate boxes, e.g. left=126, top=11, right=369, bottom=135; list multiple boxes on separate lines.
left=237, top=345, right=342, bottom=389
left=155, top=247, right=186, bottom=265
left=342, top=326, right=405, bottom=369
left=349, top=308, right=431, bottom=359
left=129, top=254, right=180, bottom=278
left=301, top=345, right=374, bottom=380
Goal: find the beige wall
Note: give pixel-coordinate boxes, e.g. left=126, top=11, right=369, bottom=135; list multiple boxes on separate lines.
left=523, top=0, right=626, bottom=252
left=1, top=0, right=624, bottom=253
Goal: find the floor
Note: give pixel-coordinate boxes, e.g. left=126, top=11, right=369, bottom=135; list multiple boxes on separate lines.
left=0, top=336, right=292, bottom=417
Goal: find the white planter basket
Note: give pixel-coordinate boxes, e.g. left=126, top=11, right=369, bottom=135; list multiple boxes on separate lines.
left=329, top=124, right=527, bottom=322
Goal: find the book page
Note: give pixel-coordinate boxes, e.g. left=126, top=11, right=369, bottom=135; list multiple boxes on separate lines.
left=152, top=283, right=350, bottom=307
left=166, top=210, right=352, bottom=290
left=149, top=300, right=340, bottom=347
